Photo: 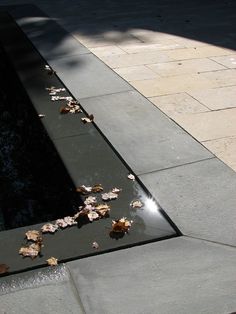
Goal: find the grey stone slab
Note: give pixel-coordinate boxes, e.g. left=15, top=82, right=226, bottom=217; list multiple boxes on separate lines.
left=9, top=4, right=89, bottom=60
left=68, top=236, right=236, bottom=314
left=0, top=265, right=84, bottom=314
left=48, top=54, right=132, bottom=99
left=140, top=158, right=236, bottom=246
left=80, top=91, right=213, bottom=175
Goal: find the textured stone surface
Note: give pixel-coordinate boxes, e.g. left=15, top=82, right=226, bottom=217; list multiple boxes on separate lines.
left=210, top=55, right=236, bottom=69
left=81, top=90, right=212, bottom=175
left=68, top=237, right=236, bottom=314
left=49, top=54, right=132, bottom=99
left=140, top=158, right=236, bottom=246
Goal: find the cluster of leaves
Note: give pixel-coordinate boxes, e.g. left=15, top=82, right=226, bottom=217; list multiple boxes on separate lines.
left=19, top=230, right=43, bottom=259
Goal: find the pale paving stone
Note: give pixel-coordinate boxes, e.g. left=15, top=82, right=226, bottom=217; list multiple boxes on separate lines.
left=89, top=45, right=127, bottom=57
left=98, top=51, right=173, bottom=68
left=171, top=108, right=236, bottom=142
left=113, top=65, right=159, bottom=81
left=130, top=74, right=217, bottom=97
left=200, top=69, right=236, bottom=88
left=118, top=42, right=184, bottom=54
left=189, top=86, right=236, bottom=110
left=129, top=30, right=183, bottom=44
left=149, top=93, right=209, bottom=117
left=171, top=37, right=208, bottom=48
left=210, top=54, right=236, bottom=69
left=203, top=136, right=236, bottom=171
left=166, top=46, right=235, bottom=61
left=147, top=58, right=225, bottom=77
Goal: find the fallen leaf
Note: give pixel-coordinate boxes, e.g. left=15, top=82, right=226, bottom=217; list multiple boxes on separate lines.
left=0, top=264, right=9, bottom=275
left=84, top=196, right=97, bottom=205
left=92, top=241, right=99, bottom=249
left=130, top=200, right=143, bottom=208
left=60, top=106, right=70, bottom=114
left=41, top=223, right=58, bottom=234
left=38, top=114, right=45, bottom=118
left=102, top=192, right=118, bottom=201
left=91, top=183, right=103, bottom=193
left=44, top=65, right=56, bottom=75
left=56, top=216, right=77, bottom=228
left=46, top=257, right=58, bottom=266
left=95, top=204, right=110, bottom=217
left=111, top=187, right=122, bottom=194
left=51, top=96, right=73, bottom=101
left=76, top=185, right=93, bottom=194
left=19, top=242, right=42, bottom=259
left=25, top=230, right=42, bottom=242
left=127, top=174, right=135, bottom=181
left=87, top=211, right=99, bottom=221
left=81, top=114, right=94, bottom=124
left=111, top=217, right=132, bottom=233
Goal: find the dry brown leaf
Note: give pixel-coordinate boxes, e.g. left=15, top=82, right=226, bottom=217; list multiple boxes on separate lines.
left=91, top=184, right=103, bottom=193
left=56, top=216, right=77, bottom=228
left=92, top=241, right=99, bottom=249
left=46, top=257, right=58, bottom=266
left=87, top=211, right=99, bottom=221
left=44, top=65, right=56, bottom=75
left=60, top=106, right=70, bottom=114
left=127, top=174, right=135, bottom=181
left=25, top=230, right=42, bottom=242
left=0, top=264, right=9, bottom=275
left=111, top=187, right=122, bottom=194
left=95, top=204, right=110, bottom=217
left=102, top=192, right=118, bottom=201
left=130, top=200, right=144, bottom=208
left=19, top=242, right=42, bottom=259
left=81, top=114, right=94, bottom=124
left=112, top=217, right=132, bottom=233
left=76, top=185, right=92, bottom=194
left=41, top=223, right=58, bottom=234
left=84, top=196, right=97, bottom=205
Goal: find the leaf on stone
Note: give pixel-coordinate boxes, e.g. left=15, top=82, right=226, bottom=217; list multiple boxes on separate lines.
left=127, top=174, right=135, bottom=181
left=41, top=223, right=58, bottom=234
left=95, top=204, right=110, bottom=217
left=87, top=211, right=99, bottom=221
left=81, top=114, right=94, bottom=124
left=102, top=191, right=118, bottom=201
left=19, top=242, right=42, bottom=259
left=111, top=187, right=122, bottom=194
left=0, top=264, right=9, bottom=275
left=46, top=257, right=58, bottom=266
left=130, top=200, right=143, bottom=208
left=25, top=230, right=42, bottom=242
left=76, top=185, right=93, bottom=194
left=92, top=241, right=99, bottom=249
left=91, top=183, right=103, bottom=193
left=84, top=196, right=97, bottom=205
left=60, top=106, right=70, bottom=114
left=111, top=217, right=132, bottom=233
left=56, top=216, right=77, bottom=228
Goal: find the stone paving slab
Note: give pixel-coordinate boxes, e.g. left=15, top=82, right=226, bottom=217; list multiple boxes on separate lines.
left=80, top=90, right=213, bottom=175
left=0, top=265, right=84, bottom=314
left=49, top=54, right=132, bottom=99
left=68, top=236, right=236, bottom=314
left=210, top=54, right=236, bottom=69
left=140, top=158, right=236, bottom=246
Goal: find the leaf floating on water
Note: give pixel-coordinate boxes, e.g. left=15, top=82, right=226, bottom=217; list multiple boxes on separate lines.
left=19, top=242, right=42, bottom=259
left=46, top=257, right=58, bottom=266
left=38, top=114, right=45, bottom=118
left=130, top=200, right=143, bottom=208
left=95, top=204, right=110, bottom=217
left=91, top=183, right=103, bottom=193
left=56, top=216, right=77, bottom=229
left=0, top=264, right=9, bottom=275
left=111, top=217, right=132, bottom=233
left=102, top=191, right=118, bottom=201
left=92, top=241, right=99, bottom=249
left=81, top=114, right=94, bottom=124
left=41, top=223, right=58, bottom=234
left=25, top=230, right=42, bottom=242
left=127, top=174, right=135, bottom=181
left=76, top=185, right=93, bottom=194
left=87, top=211, right=99, bottom=221
left=84, top=196, right=97, bottom=205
